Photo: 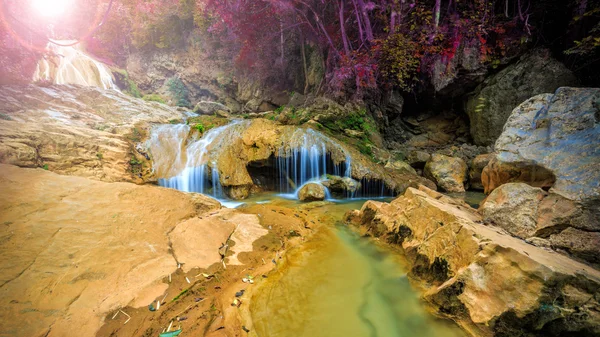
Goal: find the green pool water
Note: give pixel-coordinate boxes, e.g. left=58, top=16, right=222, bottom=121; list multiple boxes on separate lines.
left=249, top=218, right=466, bottom=337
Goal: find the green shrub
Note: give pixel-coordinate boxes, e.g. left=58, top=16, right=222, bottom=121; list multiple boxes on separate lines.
left=142, top=94, right=167, bottom=104
left=167, top=77, right=191, bottom=107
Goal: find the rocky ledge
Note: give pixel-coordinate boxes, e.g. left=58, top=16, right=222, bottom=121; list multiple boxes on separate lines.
left=347, top=185, right=600, bottom=337
left=0, top=84, right=185, bottom=183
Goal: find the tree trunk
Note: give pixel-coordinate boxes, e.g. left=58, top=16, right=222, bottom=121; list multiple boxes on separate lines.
left=356, top=0, right=374, bottom=42
left=433, top=0, right=441, bottom=29
left=280, top=19, right=285, bottom=73
left=351, top=0, right=365, bottom=45
left=338, top=0, right=351, bottom=55
left=300, top=31, right=309, bottom=94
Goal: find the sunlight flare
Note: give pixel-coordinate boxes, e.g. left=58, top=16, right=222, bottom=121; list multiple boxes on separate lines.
left=31, top=0, right=72, bottom=18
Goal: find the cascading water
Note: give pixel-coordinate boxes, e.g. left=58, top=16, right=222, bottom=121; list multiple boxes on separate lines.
left=276, top=128, right=353, bottom=197
left=33, top=40, right=118, bottom=90
left=148, top=120, right=391, bottom=201
left=148, top=121, right=246, bottom=199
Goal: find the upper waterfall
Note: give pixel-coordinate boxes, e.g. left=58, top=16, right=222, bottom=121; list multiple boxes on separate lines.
left=33, top=40, right=118, bottom=90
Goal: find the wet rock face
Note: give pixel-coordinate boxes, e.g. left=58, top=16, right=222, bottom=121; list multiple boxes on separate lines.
left=482, top=87, right=600, bottom=203
left=321, top=176, right=360, bottom=196
left=349, top=186, right=600, bottom=336
left=424, top=154, right=468, bottom=192
left=298, top=183, right=326, bottom=201
left=480, top=183, right=600, bottom=267
left=466, top=49, right=578, bottom=146
left=0, top=84, right=183, bottom=183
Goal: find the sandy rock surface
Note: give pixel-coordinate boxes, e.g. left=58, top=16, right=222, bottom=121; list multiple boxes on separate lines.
left=0, top=164, right=272, bottom=337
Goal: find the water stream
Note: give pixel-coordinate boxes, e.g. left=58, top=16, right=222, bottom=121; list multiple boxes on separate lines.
left=247, top=199, right=466, bottom=337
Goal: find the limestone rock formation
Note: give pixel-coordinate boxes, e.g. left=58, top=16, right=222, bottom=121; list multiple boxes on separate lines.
left=147, top=118, right=435, bottom=199
left=468, top=153, right=493, bottom=190
left=424, top=154, right=468, bottom=192
left=466, top=49, right=578, bottom=146
left=480, top=183, right=600, bottom=266
left=348, top=185, right=600, bottom=336
left=482, top=87, right=600, bottom=204
left=0, top=84, right=184, bottom=183
left=298, top=183, right=327, bottom=201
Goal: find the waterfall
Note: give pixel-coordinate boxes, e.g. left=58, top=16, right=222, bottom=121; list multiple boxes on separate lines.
left=147, top=121, right=247, bottom=199
left=276, top=128, right=351, bottom=195
left=33, top=39, right=118, bottom=90
left=148, top=120, right=391, bottom=200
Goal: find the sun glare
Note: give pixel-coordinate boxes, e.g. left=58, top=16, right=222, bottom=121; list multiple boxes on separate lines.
left=31, top=0, right=72, bottom=18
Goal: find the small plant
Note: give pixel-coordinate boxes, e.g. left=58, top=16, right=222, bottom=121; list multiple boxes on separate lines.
left=42, top=164, right=49, bottom=170
left=96, top=153, right=103, bottom=160
left=172, top=289, right=189, bottom=302
left=194, top=123, right=205, bottom=133
left=169, top=119, right=180, bottom=124
left=130, top=157, right=142, bottom=166
left=275, top=105, right=285, bottom=113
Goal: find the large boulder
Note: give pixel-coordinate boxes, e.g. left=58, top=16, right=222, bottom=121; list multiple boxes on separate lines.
left=298, top=183, right=326, bottom=201
left=321, top=176, right=361, bottom=196
left=482, top=87, right=600, bottom=204
left=424, top=154, right=468, bottom=192
left=384, top=160, right=417, bottom=175
left=193, top=101, right=231, bottom=115
left=466, top=49, right=578, bottom=146
left=480, top=183, right=546, bottom=238
left=348, top=186, right=600, bottom=336
left=468, top=153, right=493, bottom=190
left=480, top=183, right=600, bottom=266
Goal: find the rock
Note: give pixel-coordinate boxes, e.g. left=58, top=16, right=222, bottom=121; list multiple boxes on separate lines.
left=479, top=183, right=546, bottom=238
left=298, top=183, right=326, bottom=201
left=482, top=87, right=600, bottom=204
left=466, top=49, right=578, bottom=145
left=288, top=92, right=306, bottom=107
left=344, top=129, right=365, bottom=138
left=479, top=183, right=600, bottom=266
left=321, top=176, right=361, bottom=196
left=193, top=101, right=231, bottom=115
left=349, top=185, right=600, bottom=336
left=384, top=160, right=417, bottom=175
left=424, top=154, right=468, bottom=192
left=0, top=84, right=183, bottom=183
left=0, top=164, right=225, bottom=337
left=468, top=154, right=493, bottom=190
left=407, top=150, right=431, bottom=169
left=547, top=228, right=600, bottom=265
